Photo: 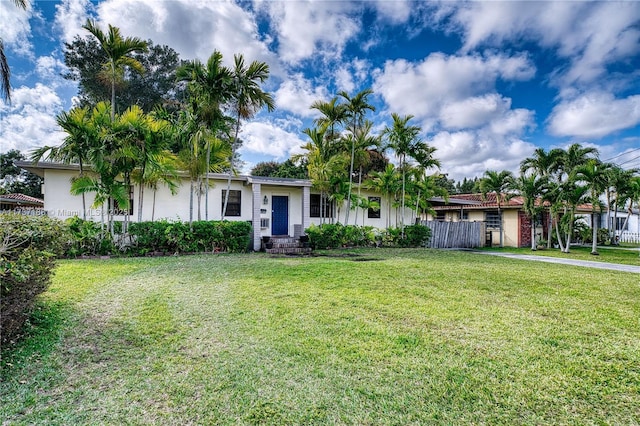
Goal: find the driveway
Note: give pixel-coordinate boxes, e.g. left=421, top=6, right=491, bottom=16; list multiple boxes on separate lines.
left=475, top=251, right=640, bottom=274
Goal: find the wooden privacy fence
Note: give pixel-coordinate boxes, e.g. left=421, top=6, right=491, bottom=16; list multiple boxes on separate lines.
left=421, top=220, right=485, bottom=248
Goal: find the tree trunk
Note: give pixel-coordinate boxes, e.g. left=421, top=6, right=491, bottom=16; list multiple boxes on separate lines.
left=137, top=164, right=146, bottom=223
left=205, top=144, right=210, bottom=221
left=554, top=213, right=565, bottom=252
left=547, top=210, right=552, bottom=249
left=531, top=215, right=536, bottom=251
left=152, top=187, right=156, bottom=222
left=591, top=211, right=599, bottom=255
left=564, top=212, right=573, bottom=253
left=79, top=159, right=86, bottom=220
left=189, top=179, right=194, bottom=225
left=346, top=138, right=355, bottom=225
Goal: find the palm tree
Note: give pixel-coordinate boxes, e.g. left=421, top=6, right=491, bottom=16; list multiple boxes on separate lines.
left=339, top=88, right=375, bottom=224
left=176, top=51, right=233, bottom=220
left=310, top=97, right=347, bottom=144
left=555, top=144, right=599, bottom=252
left=296, top=125, right=347, bottom=224
left=364, top=164, right=401, bottom=229
left=1, top=0, right=28, bottom=102
left=32, top=107, right=95, bottom=219
left=520, top=147, right=564, bottom=247
left=223, top=54, right=275, bottom=218
left=346, top=121, right=381, bottom=225
left=575, top=160, right=611, bottom=255
left=384, top=113, right=438, bottom=234
left=479, top=170, right=514, bottom=248
left=509, top=173, right=549, bottom=250
left=82, top=20, right=147, bottom=120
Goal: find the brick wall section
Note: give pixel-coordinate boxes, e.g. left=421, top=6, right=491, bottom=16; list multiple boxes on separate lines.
left=252, top=183, right=261, bottom=251
left=519, top=210, right=532, bottom=248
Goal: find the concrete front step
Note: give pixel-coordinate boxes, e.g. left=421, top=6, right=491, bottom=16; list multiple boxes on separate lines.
left=266, top=247, right=313, bottom=255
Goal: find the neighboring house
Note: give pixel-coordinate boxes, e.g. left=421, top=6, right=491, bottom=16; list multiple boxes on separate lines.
left=426, top=193, right=595, bottom=248
left=599, top=208, right=640, bottom=243
left=0, top=193, right=45, bottom=214
left=17, top=161, right=412, bottom=251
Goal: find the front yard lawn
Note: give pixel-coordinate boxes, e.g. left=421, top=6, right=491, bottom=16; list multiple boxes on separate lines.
left=2, top=249, right=639, bottom=424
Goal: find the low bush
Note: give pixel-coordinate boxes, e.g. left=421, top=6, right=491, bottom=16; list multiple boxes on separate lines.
left=0, top=213, right=68, bottom=345
left=128, top=220, right=252, bottom=255
left=64, top=217, right=115, bottom=257
left=376, top=224, right=432, bottom=248
left=305, top=223, right=376, bottom=249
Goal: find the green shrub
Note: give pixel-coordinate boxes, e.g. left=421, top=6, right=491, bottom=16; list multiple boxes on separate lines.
left=377, top=225, right=431, bottom=248
left=1, top=213, right=68, bottom=345
left=64, top=217, right=114, bottom=257
left=128, top=220, right=252, bottom=255
left=305, top=223, right=376, bottom=249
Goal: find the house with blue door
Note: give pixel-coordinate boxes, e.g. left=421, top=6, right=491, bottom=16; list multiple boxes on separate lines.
left=18, top=161, right=413, bottom=251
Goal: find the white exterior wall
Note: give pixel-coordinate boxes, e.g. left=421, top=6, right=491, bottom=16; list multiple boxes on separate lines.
left=308, top=189, right=413, bottom=230
left=260, top=186, right=304, bottom=237
left=43, top=170, right=96, bottom=220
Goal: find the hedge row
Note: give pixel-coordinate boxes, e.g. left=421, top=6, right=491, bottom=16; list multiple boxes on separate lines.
left=305, top=223, right=431, bottom=249
left=127, top=220, right=252, bottom=255
left=1, top=213, right=68, bottom=345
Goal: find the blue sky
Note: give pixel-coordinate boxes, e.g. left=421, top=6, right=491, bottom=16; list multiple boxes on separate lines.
left=1, top=0, right=639, bottom=180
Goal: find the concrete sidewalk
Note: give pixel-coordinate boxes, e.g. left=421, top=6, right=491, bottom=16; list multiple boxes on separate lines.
left=475, top=251, right=640, bottom=274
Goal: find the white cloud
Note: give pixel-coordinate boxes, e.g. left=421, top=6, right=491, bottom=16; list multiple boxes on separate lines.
left=274, top=73, right=328, bottom=118
left=548, top=92, right=640, bottom=139
left=88, top=0, right=280, bottom=76
left=54, top=0, right=92, bottom=44
left=432, top=130, right=536, bottom=180
left=0, top=0, right=34, bottom=58
left=373, top=52, right=535, bottom=130
left=0, top=84, right=65, bottom=153
left=445, top=1, right=640, bottom=88
left=254, top=0, right=360, bottom=64
left=371, top=0, right=412, bottom=24
left=239, top=120, right=306, bottom=160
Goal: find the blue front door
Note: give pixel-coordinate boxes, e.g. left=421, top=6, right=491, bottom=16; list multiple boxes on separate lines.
left=271, top=196, right=289, bottom=235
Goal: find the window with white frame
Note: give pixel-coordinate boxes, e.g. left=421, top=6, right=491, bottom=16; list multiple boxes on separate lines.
left=485, top=210, right=501, bottom=228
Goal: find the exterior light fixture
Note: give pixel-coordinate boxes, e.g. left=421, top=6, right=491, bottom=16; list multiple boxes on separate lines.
left=263, top=195, right=268, bottom=205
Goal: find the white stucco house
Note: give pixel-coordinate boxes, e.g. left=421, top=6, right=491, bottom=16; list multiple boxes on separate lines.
left=18, top=161, right=412, bottom=251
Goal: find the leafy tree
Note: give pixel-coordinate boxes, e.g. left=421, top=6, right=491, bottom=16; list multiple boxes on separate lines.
left=176, top=50, right=233, bottom=220
left=364, top=164, right=401, bottom=229
left=250, top=159, right=308, bottom=179
left=454, top=177, right=479, bottom=194
left=82, top=19, right=148, bottom=120
left=383, top=113, right=439, bottom=233
left=339, top=88, right=375, bottom=224
left=32, top=107, right=95, bottom=218
left=224, top=54, right=275, bottom=217
left=575, top=159, right=611, bottom=255
left=63, top=36, right=185, bottom=113
left=479, top=170, right=514, bottom=248
left=0, top=150, right=43, bottom=198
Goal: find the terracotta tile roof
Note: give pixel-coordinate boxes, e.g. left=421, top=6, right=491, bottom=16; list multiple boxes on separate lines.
left=0, top=193, right=44, bottom=205
left=435, top=193, right=597, bottom=212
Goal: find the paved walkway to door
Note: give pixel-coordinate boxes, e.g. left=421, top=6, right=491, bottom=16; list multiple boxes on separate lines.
left=474, top=251, right=640, bottom=274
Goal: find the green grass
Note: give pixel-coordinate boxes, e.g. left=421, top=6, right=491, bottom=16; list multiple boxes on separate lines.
left=2, top=250, right=639, bottom=424
left=482, top=245, right=640, bottom=266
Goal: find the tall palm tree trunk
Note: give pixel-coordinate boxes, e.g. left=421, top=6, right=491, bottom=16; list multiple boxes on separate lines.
left=137, top=164, right=146, bottom=223
left=205, top=145, right=210, bottom=221
left=346, top=138, right=355, bottom=225
left=591, top=211, right=599, bottom=255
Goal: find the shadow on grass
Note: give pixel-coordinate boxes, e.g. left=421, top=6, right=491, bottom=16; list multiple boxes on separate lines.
left=1, top=300, right=73, bottom=376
